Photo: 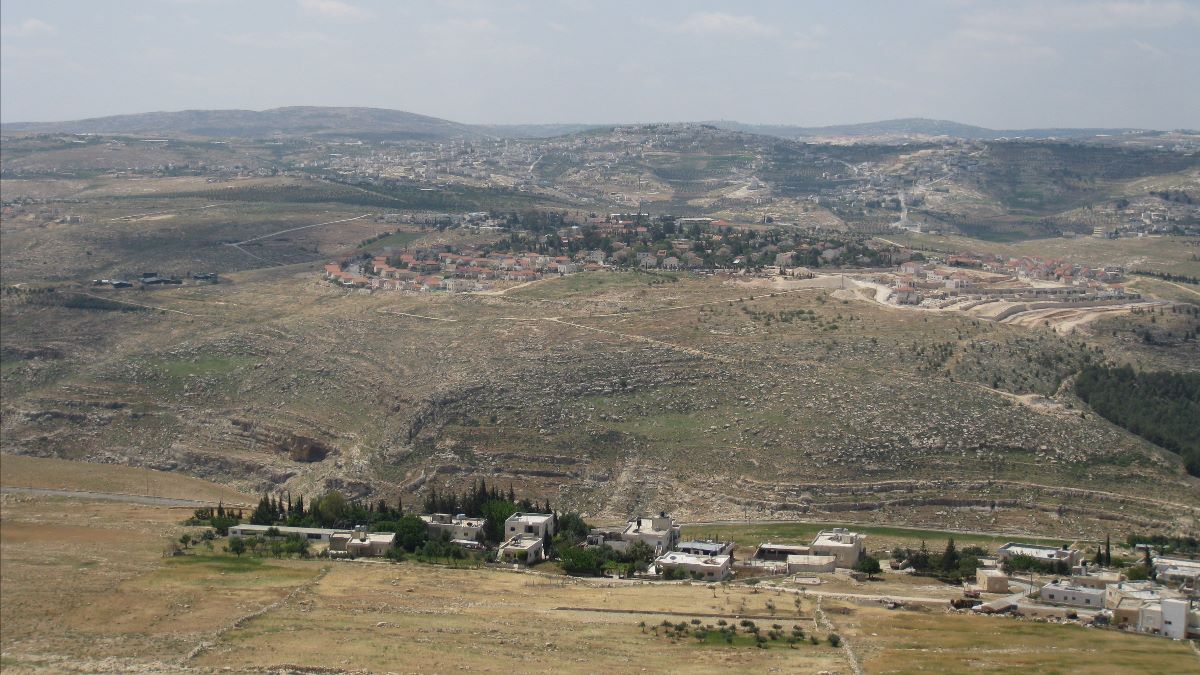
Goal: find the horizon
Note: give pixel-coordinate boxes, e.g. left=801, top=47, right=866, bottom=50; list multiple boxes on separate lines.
left=0, top=104, right=1182, bottom=132
left=2, top=1, right=1199, bottom=129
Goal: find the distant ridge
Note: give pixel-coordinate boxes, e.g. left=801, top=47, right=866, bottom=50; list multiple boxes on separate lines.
left=0, top=106, right=485, bottom=141
left=1, top=106, right=1154, bottom=141
left=708, top=118, right=1150, bottom=140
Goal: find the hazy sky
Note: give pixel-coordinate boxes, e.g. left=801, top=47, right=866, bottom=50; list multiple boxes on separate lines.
left=2, top=0, right=1198, bottom=129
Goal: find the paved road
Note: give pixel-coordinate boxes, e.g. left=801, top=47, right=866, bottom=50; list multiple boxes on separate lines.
left=0, top=486, right=235, bottom=508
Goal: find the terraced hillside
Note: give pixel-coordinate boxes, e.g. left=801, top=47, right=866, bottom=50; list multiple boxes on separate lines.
left=3, top=254, right=1197, bottom=538
left=3, top=125, right=1199, bottom=543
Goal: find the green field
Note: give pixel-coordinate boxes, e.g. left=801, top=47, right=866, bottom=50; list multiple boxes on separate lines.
left=682, top=522, right=1071, bottom=553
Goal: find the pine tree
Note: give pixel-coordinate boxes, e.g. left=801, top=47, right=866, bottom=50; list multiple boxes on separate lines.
left=941, top=538, right=959, bottom=573
left=1105, top=535, right=1112, bottom=567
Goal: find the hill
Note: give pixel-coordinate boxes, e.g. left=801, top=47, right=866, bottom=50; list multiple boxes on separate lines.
left=0, top=106, right=485, bottom=141
left=3, top=107, right=1154, bottom=142
left=711, top=118, right=1148, bottom=141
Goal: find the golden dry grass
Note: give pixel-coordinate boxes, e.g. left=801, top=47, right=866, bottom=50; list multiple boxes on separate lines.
left=2, top=492, right=1196, bottom=673
left=0, top=454, right=253, bottom=505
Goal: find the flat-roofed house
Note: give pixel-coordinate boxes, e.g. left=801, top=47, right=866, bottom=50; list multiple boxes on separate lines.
left=1038, top=579, right=1105, bottom=608
left=505, top=512, right=555, bottom=540
left=809, top=528, right=866, bottom=568
left=752, top=542, right=810, bottom=561
left=997, top=542, right=1079, bottom=568
left=586, top=512, right=681, bottom=555
left=976, top=568, right=1010, bottom=593
left=421, top=513, right=485, bottom=544
left=228, top=524, right=336, bottom=542
left=1138, top=598, right=1195, bottom=639
left=329, top=527, right=397, bottom=557
left=676, top=540, right=734, bottom=557
left=1104, top=581, right=1184, bottom=628
left=1069, top=569, right=1123, bottom=590
left=1153, top=556, right=1200, bottom=587
left=498, top=534, right=544, bottom=563
left=655, top=551, right=732, bottom=580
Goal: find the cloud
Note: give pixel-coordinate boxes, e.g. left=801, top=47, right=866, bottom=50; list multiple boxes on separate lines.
left=1, top=18, right=58, bottom=38
left=1131, top=39, right=1169, bottom=59
left=222, top=31, right=342, bottom=48
left=672, top=12, right=778, bottom=38
left=790, top=24, right=827, bottom=51
left=298, top=0, right=370, bottom=21
left=962, top=1, right=1200, bottom=33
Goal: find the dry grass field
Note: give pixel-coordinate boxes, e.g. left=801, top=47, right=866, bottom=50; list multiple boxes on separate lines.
left=2, top=488, right=1196, bottom=673
left=890, top=231, right=1200, bottom=278
left=1, top=454, right=252, bottom=505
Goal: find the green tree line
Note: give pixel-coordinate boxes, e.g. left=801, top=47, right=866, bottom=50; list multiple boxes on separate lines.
left=1074, top=365, right=1200, bottom=476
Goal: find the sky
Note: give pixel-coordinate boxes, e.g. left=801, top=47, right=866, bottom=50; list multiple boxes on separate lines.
left=2, top=0, right=1199, bottom=129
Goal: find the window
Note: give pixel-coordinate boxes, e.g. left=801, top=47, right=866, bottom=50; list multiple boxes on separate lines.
left=308, top=533, right=321, bottom=540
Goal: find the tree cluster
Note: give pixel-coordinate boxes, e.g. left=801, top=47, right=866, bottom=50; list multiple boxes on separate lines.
left=893, top=539, right=987, bottom=583
left=188, top=503, right=243, bottom=535
left=1074, top=365, right=1200, bottom=476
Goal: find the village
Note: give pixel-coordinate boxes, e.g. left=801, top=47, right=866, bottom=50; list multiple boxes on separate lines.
left=316, top=212, right=1150, bottom=334
left=879, top=253, right=1140, bottom=310
left=196, top=490, right=1200, bottom=644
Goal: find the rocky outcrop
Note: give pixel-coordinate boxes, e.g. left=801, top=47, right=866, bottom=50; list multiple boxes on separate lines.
left=229, top=418, right=334, bottom=463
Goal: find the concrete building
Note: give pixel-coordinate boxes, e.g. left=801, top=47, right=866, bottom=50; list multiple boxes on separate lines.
left=505, top=512, right=555, bottom=540
left=1138, top=599, right=1191, bottom=639
left=752, top=542, right=810, bottom=561
left=421, top=513, right=484, bottom=544
left=997, top=542, right=1079, bottom=568
left=655, top=551, right=732, bottom=580
left=329, top=527, right=397, bottom=557
left=228, top=524, right=336, bottom=541
left=676, top=540, right=734, bottom=557
left=1038, top=579, right=1106, bottom=608
left=228, top=524, right=398, bottom=556
left=1069, top=569, right=1123, bottom=590
left=976, top=568, right=1010, bottom=593
left=786, top=554, right=837, bottom=574
left=809, top=528, right=866, bottom=568
left=1104, top=581, right=1182, bottom=628
left=586, top=513, right=681, bottom=555
left=1153, top=556, right=1200, bottom=587
left=498, top=533, right=544, bottom=563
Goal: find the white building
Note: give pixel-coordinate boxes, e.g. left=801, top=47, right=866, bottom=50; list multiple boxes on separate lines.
left=676, top=540, right=734, bottom=557
left=228, top=524, right=337, bottom=541
left=655, top=551, right=732, bottom=580
left=997, top=542, right=1079, bottom=568
left=329, top=527, right=397, bottom=557
left=1038, top=579, right=1106, bottom=608
left=421, top=513, right=484, bottom=545
left=1153, top=556, right=1200, bottom=587
left=752, top=542, right=810, bottom=561
left=976, top=568, right=1010, bottom=593
left=505, top=512, right=555, bottom=540
left=809, top=528, right=866, bottom=568
left=1138, top=598, right=1195, bottom=640
left=586, top=512, right=680, bottom=555
left=498, top=533, right=544, bottom=563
